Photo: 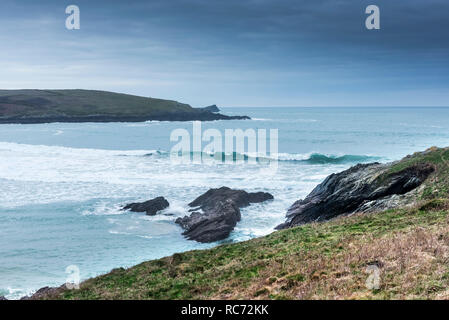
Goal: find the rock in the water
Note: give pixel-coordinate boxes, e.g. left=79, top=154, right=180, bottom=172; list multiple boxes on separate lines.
left=277, top=162, right=435, bottom=229
left=123, top=196, right=169, bottom=216
left=188, top=186, right=273, bottom=211
left=0, top=296, right=7, bottom=300
left=176, top=200, right=241, bottom=243
left=177, top=187, right=273, bottom=243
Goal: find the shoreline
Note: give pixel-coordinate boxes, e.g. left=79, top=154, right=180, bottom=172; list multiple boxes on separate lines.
left=0, top=114, right=251, bottom=124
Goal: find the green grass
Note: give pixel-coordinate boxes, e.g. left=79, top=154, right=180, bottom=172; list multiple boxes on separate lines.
left=0, top=89, right=197, bottom=118
left=388, top=147, right=449, bottom=173
left=52, top=206, right=449, bottom=300
left=382, top=146, right=449, bottom=199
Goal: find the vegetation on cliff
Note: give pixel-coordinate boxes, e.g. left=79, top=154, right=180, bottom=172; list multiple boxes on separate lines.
left=0, top=89, right=249, bottom=123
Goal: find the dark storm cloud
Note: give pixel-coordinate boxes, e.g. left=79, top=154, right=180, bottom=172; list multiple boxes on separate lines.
left=0, top=0, right=448, bottom=106
left=90, top=0, right=449, bottom=50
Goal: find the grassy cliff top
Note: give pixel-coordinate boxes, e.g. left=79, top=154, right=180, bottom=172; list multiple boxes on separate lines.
left=387, top=146, right=449, bottom=199
left=0, top=89, right=197, bottom=118
left=40, top=147, right=449, bottom=300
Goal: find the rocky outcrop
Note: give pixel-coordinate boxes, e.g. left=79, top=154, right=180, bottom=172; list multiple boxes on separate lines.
left=198, top=104, right=220, bottom=113
left=123, top=196, right=169, bottom=216
left=176, top=200, right=241, bottom=243
left=188, top=187, right=273, bottom=211
left=276, top=162, right=435, bottom=229
left=0, top=296, right=7, bottom=300
left=21, top=286, right=64, bottom=300
left=176, top=187, right=273, bottom=243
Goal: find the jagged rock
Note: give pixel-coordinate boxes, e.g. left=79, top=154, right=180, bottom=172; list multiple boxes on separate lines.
left=122, top=196, right=169, bottom=216
left=276, top=162, right=435, bottom=229
left=0, top=296, right=7, bottom=300
left=176, top=187, right=273, bottom=243
left=199, top=104, right=220, bottom=113
left=188, top=186, right=273, bottom=211
left=21, top=286, right=64, bottom=300
left=176, top=200, right=241, bottom=243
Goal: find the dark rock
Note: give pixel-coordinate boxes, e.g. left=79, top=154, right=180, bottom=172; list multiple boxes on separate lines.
left=198, top=104, right=220, bottom=113
left=0, top=296, right=7, bottom=300
left=176, top=200, right=241, bottom=243
left=248, top=192, right=275, bottom=203
left=188, top=186, right=273, bottom=211
left=276, top=162, right=435, bottom=229
left=122, top=196, right=169, bottom=216
left=21, top=285, right=64, bottom=300
left=177, top=187, right=274, bottom=243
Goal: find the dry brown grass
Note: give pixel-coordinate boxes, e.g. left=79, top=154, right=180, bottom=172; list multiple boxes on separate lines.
left=212, top=216, right=449, bottom=300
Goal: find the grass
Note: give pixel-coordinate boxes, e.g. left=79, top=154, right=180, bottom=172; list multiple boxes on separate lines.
left=388, top=147, right=449, bottom=199
left=0, top=89, right=197, bottom=118
left=43, top=147, right=449, bottom=300
left=51, top=205, right=449, bottom=300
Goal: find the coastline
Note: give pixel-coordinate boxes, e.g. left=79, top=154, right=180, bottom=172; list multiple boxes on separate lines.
left=0, top=89, right=251, bottom=124
left=0, top=113, right=250, bottom=124
left=15, top=146, right=449, bottom=300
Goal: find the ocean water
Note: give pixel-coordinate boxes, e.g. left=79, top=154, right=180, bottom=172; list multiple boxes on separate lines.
left=1, top=107, right=449, bottom=299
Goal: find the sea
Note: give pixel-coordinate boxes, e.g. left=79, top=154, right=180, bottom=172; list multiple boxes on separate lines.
left=1, top=107, right=449, bottom=299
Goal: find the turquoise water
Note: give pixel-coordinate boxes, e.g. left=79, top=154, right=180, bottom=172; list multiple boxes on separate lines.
left=1, top=107, right=449, bottom=299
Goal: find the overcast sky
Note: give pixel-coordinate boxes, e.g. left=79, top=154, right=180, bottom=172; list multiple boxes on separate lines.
left=0, top=0, right=448, bottom=107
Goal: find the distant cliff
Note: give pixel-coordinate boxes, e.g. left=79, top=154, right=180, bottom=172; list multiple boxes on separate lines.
left=0, top=90, right=249, bottom=123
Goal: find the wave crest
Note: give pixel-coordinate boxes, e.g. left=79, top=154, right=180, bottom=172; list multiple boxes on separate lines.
left=295, top=153, right=380, bottom=164
left=143, top=150, right=380, bottom=164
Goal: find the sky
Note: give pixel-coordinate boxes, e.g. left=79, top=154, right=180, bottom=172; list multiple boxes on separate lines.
left=0, top=0, right=448, bottom=107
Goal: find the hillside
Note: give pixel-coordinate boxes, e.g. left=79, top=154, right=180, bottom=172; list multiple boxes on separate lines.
left=26, top=147, right=449, bottom=300
left=0, top=89, right=249, bottom=123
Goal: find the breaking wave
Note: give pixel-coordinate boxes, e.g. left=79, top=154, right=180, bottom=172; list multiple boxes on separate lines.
left=142, top=150, right=381, bottom=165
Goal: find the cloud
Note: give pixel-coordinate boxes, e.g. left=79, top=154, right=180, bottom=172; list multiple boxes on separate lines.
left=0, top=0, right=448, bottom=106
